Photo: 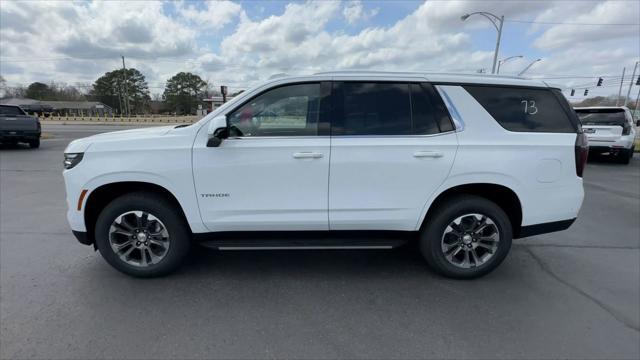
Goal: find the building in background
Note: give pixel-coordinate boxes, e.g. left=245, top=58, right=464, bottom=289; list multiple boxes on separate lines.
left=0, top=98, right=113, bottom=116
left=202, top=95, right=235, bottom=113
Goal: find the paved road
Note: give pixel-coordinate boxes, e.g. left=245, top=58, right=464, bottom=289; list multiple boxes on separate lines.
left=1, top=125, right=639, bottom=359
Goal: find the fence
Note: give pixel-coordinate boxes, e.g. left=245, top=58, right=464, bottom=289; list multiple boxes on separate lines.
left=40, top=114, right=202, bottom=123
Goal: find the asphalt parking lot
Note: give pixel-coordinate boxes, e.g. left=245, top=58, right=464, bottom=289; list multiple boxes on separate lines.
left=1, top=124, right=639, bottom=359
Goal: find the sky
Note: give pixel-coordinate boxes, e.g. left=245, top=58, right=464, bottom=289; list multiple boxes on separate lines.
left=0, top=0, right=639, bottom=100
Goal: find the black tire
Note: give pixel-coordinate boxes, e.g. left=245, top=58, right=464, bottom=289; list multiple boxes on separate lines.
left=94, top=192, right=191, bottom=277
left=420, top=195, right=512, bottom=279
left=616, top=149, right=631, bottom=164
left=28, top=139, right=40, bottom=148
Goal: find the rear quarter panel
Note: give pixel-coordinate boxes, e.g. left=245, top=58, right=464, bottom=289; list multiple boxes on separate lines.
left=417, top=85, right=584, bottom=229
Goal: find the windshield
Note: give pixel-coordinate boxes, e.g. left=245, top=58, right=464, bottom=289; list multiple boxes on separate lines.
left=575, top=109, right=627, bottom=126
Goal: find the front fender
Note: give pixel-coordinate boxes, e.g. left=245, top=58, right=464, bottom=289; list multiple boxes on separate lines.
left=74, top=171, right=207, bottom=234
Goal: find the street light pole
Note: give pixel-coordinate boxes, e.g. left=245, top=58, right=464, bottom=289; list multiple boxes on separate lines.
left=493, top=15, right=504, bottom=75
left=497, top=55, right=523, bottom=74
left=518, top=58, right=542, bottom=76
left=461, top=12, right=504, bottom=74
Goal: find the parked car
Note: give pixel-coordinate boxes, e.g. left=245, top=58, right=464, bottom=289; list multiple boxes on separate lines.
left=63, top=72, right=586, bottom=279
left=574, top=106, right=638, bottom=164
left=0, top=104, right=41, bottom=148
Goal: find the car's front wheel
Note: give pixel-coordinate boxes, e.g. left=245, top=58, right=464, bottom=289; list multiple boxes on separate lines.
left=94, top=192, right=191, bottom=277
left=420, top=195, right=512, bottom=279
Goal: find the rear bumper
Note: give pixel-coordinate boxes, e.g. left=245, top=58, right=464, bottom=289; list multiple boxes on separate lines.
left=0, top=130, right=40, bottom=141
left=516, top=218, right=576, bottom=239
left=588, top=136, right=634, bottom=153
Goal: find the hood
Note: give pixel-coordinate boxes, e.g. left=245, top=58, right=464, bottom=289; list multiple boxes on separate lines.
left=64, top=125, right=175, bottom=153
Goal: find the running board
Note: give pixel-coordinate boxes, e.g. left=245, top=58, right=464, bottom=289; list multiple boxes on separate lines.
left=195, top=231, right=416, bottom=250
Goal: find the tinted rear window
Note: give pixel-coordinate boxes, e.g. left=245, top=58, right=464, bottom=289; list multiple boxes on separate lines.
left=575, top=109, right=627, bottom=126
left=464, top=86, right=576, bottom=133
left=0, top=105, right=25, bottom=116
left=338, top=82, right=412, bottom=135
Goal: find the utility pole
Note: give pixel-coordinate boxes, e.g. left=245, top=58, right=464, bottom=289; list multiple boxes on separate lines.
left=221, top=85, right=228, bottom=103
left=624, top=61, right=638, bottom=106
left=616, top=67, right=626, bottom=106
left=117, top=85, right=123, bottom=116
left=634, top=86, right=640, bottom=115
left=121, top=56, right=130, bottom=116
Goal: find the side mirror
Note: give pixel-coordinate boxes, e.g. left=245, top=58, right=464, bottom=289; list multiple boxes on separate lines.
left=206, top=115, right=228, bottom=147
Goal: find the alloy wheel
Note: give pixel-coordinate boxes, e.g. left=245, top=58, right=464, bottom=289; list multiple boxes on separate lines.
left=441, top=213, right=500, bottom=268
left=108, top=211, right=170, bottom=267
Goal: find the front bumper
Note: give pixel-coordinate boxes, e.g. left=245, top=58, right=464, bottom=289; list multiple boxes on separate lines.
left=72, top=230, right=92, bottom=245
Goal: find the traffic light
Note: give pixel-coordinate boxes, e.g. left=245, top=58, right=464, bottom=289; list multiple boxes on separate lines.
left=636, top=76, right=640, bottom=85
left=584, top=89, right=589, bottom=96
left=597, top=77, right=603, bottom=86
left=570, top=89, right=575, bottom=96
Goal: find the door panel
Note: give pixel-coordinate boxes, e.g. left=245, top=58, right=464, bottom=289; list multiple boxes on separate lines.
left=328, top=134, right=457, bottom=230
left=328, top=81, right=458, bottom=231
left=193, top=137, right=330, bottom=231
left=192, top=82, right=331, bottom=232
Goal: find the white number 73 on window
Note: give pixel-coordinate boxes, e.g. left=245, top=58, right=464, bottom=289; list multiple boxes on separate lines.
left=521, top=100, right=538, bottom=115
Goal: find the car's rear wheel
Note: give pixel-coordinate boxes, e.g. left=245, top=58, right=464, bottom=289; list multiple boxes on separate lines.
left=94, top=192, right=191, bottom=277
left=420, top=195, right=512, bottom=279
left=616, top=148, right=631, bottom=164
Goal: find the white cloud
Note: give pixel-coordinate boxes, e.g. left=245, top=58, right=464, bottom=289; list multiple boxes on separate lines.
left=533, top=1, right=639, bottom=49
left=0, top=0, right=637, bottom=99
left=343, top=1, right=379, bottom=25
left=176, top=0, right=242, bottom=30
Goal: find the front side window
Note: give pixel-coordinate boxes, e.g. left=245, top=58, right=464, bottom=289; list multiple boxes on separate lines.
left=228, top=83, right=320, bottom=137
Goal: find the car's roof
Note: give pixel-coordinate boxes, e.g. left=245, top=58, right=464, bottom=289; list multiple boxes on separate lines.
left=305, top=70, right=550, bottom=88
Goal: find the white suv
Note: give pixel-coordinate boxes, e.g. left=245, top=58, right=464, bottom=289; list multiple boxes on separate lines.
left=63, top=72, right=586, bottom=279
left=574, top=106, right=638, bottom=164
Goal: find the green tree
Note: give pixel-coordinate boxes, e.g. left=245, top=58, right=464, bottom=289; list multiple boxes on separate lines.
left=90, top=68, right=150, bottom=114
left=26, top=82, right=51, bottom=100
left=163, top=72, right=207, bottom=114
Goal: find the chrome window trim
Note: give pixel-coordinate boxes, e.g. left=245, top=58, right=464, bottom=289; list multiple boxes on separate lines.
left=435, top=85, right=465, bottom=133
left=225, top=132, right=455, bottom=140
left=226, top=136, right=329, bottom=140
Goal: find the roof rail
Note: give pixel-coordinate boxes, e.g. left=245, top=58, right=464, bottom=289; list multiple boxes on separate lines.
left=313, top=70, right=524, bottom=80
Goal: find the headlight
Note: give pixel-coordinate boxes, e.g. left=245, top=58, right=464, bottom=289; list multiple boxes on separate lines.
left=63, top=153, right=84, bottom=169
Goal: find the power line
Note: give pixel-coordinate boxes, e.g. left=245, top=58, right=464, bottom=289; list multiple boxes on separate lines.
left=505, top=19, right=640, bottom=26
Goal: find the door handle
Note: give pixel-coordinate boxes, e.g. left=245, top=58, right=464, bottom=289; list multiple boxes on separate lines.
left=413, top=151, right=444, bottom=158
left=293, top=152, right=323, bottom=159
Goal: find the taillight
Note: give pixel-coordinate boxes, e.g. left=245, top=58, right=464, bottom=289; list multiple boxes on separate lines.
left=575, top=132, right=589, bottom=177
left=622, top=123, right=631, bottom=135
